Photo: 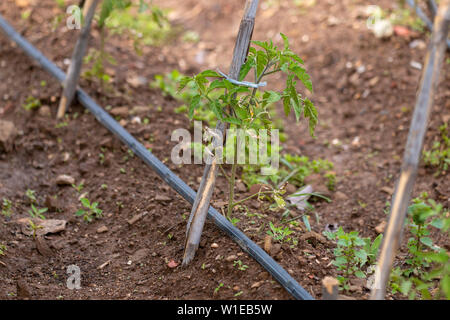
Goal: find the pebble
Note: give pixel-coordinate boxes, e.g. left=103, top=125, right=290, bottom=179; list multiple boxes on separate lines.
left=410, top=61, right=422, bottom=70
left=38, top=105, right=52, bottom=117
left=97, top=226, right=109, bottom=233
left=0, top=120, right=16, bottom=152
left=110, top=107, right=129, bottom=117
left=55, top=174, right=75, bottom=186
left=210, top=243, right=219, bottom=248
left=225, top=255, right=237, bottom=262
left=375, top=220, right=387, bottom=234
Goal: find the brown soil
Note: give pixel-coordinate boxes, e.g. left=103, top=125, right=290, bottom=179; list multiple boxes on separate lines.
left=0, top=0, right=449, bottom=300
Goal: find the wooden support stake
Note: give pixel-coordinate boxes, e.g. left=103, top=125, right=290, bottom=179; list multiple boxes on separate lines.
left=322, top=277, right=339, bottom=300
left=57, top=0, right=99, bottom=119
left=182, top=0, right=260, bottom=266
left=426, top=0, right=438, bottom=21
left=370, top=0, right=450, bottom=300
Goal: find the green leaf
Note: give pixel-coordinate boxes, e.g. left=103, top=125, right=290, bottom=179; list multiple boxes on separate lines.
left=291, top=65, right=313, bottom=92
left=283, top=95, right=291, bottom=117
left=371, top=234, right=383, bottom=253
left=303, top=98, right=318, bottom=137
left=400, top=280, right=412, bottom=295
left=210, top=101, right=223, bottom=121
left=198, top=70, right=220, bottom=78
left=223, top=117, right=242, bottom=125
left=188, top=95, right=201, bottom=119
left=262, top=91, right=281, bottom=107
left=302, top=215, right=311, bottom=232
left=256, top=50, right=268, bottom=79
left=75, top=209, right=85, bottom=217
left=81, top=198, right=90, bottom=208
left=239, top=57, right=255, bottom=81
left=280, top=33, right=289, bottom=50
left=209, top=79, right=227, bottom=91
left=355, top=270, right=366, bottom=278
left=177, top=76, right=192, bottom=92
left=420, top=237, right=433, bottom=248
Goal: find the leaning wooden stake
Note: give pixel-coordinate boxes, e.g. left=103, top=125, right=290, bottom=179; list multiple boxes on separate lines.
left=322, top=277, right=339, bottom=300
left=182, top=0, right=260, bottom=266
left=371, top=0, right=450, bottom=300
left=57, top=0, right=99, bottom=119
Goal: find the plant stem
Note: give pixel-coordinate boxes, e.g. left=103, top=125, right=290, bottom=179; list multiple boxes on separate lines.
left=232, top=191, right=273, bottom=207
left=227, top=162, right=237, bottom=218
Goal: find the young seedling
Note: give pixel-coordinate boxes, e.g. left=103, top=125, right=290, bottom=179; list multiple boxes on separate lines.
left=214, top=282, right=224, bottom=295
left=390, top=197, right=450, bottom=299
left=181, top=20, right=318, bottom=265
left=25, top=189, right=37, bottom=204
left=324, top=227, right=373, bottom=291
left=28, top=220, right=43, bottom=239
left=28, top=204, right=47, bottom=220
left=267, top=222, right=293, bottom=243
left=72, top=182, right=84, bottom=193
left=1, top=198, right=12, bottom=217
left=0, top=243, right=6, bottom=255
left=75, top=197, right=102, bottom=223
left=233, top=260, right=249, bottom=271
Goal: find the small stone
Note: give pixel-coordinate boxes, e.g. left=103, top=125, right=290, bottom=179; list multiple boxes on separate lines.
left=375, top=220, right=387, bottom=234
left=38, top=105, right=51, bottom=117
left=410, top=61, right=422, bottom=70
left=349, top=285, right=362, bottom=293
left=236, top=181, right=247, bottom=192
left=167, top=260, right=178, bottom=268
left=225, top=255, right=237, bottom=262
left=131, top=116, right=141, bottom=124
left=381, top=186, right=394, bottom=195
left=335, top=191, right=348, bottom=201
left=155, top=195, right=171, bottom=202
left=126, top=75, right=147, bottom=88
left=210, top=243, right=219, bottom=248
left=35, top=236, right=53, bottom=257
left=97, top=225, right=108, bottom=233
left=16, top=280, right=31, bottom=299
left=251, top=281, right=263, bottom=289
left=232, top=286, right=240, bottom=292
left=409, top=39, right=426, bottom=50
left=131, top=106, right=151, bottom=115
left=56, top=174, right=75, bottom=186
left=371, top=19, right=393, bottom=39
left=300, top=231, right=327, bottom=245
left=110, top=107, right=129, bottom=117
left=0, top=120, right=16, bottom=152
left=131, top=248, right=150, bottom=262
left=270, top=244, right=282, bottom=257
left=127, top=213, right=144, bottom=225
left=369, top=77, right=379, bottom=87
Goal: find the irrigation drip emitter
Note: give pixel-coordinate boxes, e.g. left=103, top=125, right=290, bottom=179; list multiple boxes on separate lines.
left=0, top=14, right=314, bottom=300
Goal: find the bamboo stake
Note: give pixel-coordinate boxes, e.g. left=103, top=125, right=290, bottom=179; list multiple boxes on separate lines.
left=182, top=0, right=260, bottom=266
left=57, top=0, right=99, bottom=119
left=426, top=0, right=438, bottom=21
left=370, top=0, right=450, bottom=300
left=322, top=277, right=339, bottom=300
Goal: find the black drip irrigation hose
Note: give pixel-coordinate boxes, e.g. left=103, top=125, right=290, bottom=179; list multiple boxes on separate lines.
left=405, top=0, right=450, bottom=49
left=0, top=14, right=314, bottom=300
